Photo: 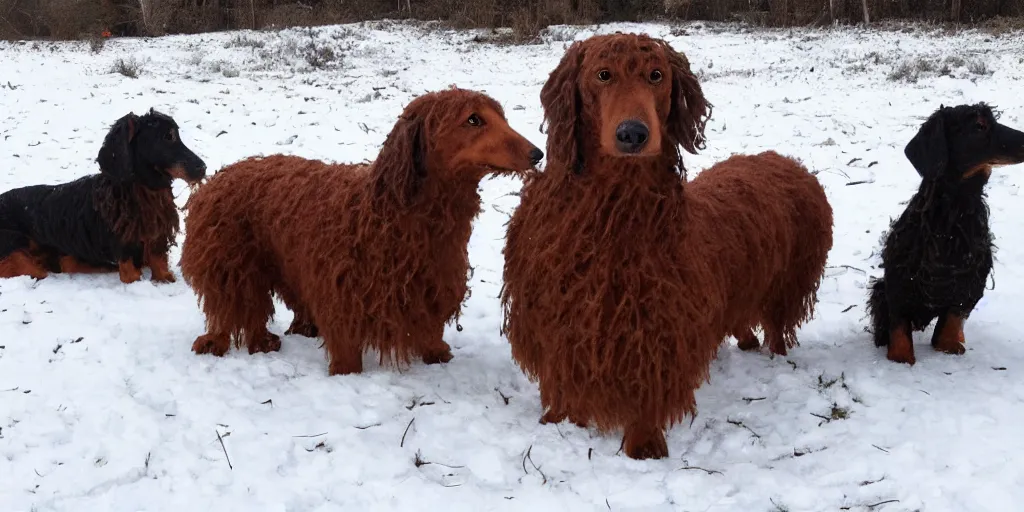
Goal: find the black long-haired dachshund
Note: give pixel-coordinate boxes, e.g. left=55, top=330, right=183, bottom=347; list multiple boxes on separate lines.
left=0, top=109, right=206, bottom=284
left=868, top=103, right=1024, bottom=365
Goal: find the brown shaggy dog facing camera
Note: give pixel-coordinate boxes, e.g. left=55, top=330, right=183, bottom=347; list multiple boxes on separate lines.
left=180, top=88, right=542, bottom=375
left=500, top=33, right=833, bottom=459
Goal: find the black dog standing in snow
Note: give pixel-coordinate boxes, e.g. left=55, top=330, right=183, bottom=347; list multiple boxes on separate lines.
left=869, top=103, right=1024, bottom=365
left=0, top=109, right=206, bottom=284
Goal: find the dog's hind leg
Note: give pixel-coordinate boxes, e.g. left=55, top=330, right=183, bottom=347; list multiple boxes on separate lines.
left=886, top=322, right=916, bottom=365
left=143, top=243, right=176, bottom=283
left=419, top=323, right=453, bottom=365
left=236, top=274, right=280, bottom=355
left=189, top=253, right=280, bottom=357
left=760, top=291, right=803, bottom=356
left=931, top=311, right=967, bottom=355
left=868, top=277, right=918, bottom=364
left=0, top=232, right=49, bottom=279
left=734, top=327, right=761, bottom=351
left=193, top=287, right=279, bottom=356
left=867, top=278, right=891, bottom=347
left=284, top=308, right=318, bottom=338
left=322, top=325, right=364, bottom=376
left=539, top=408, right=589, bottom=428
left=278, top=285, right=319, bottom=338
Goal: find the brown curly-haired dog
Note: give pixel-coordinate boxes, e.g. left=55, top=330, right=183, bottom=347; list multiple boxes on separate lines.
left=181, top=88, right=542, bottom=375
left=501, top=33, right=833, bottom=459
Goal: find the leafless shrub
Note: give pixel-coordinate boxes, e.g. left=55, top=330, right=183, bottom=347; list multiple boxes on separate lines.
left=87, top=35, right=106, bottom=53
left=225, top=34, right=265, bottom=49
left=111, top=57, right=142, bottom=78
left=889, top=54, right=992, bottom=82
left=207, top=60, right=240, bottom=77
left=302, top=40, right=338, bottom=69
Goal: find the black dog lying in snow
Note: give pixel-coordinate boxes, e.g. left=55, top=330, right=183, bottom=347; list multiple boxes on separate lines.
left=0, top=109, right=206, bottom=284
left=869, top=103, right=1024, bottom=365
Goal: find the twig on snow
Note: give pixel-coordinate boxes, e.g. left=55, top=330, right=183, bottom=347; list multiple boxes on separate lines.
left=727, top=419, right=762, bottom=440
left=495, top=387, right=511, bottom=405
left=871, top=444, right=890, bottom=453
left=400, top=417, right=415, bottom=447
left=521, top=445, right=547, bottom=484
left=867, top=499, right=900, bottom=509
left=292, top=432, right=328, bottom=438
left=413, top=450, right=465, bottom=469
left=406, top=396, right=435, bottom=410
left=810, top=412, right=832, bottom=423
left=676, top=465, right=723, bottom=476
left=215, top=430, right=233, bottom=470
left=860, top=476, right=885, bottom=486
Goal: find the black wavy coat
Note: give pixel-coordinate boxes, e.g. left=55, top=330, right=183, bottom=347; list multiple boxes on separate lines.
left=868, top=103, right=1024, bottom=364
left=0, top=109, right=206, bottom=282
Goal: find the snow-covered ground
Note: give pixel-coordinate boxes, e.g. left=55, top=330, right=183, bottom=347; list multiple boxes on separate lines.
left=2, top=20, right=1024, bottom=511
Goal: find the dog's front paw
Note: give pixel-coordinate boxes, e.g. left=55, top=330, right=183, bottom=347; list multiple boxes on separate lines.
left=193, top=334, right=230, bottom=356
left=151, top=272, right=177, bottom=284
left=118, top=262, right=142, bottom=284
left=285, top=321, right=319, bottom=338
left=886, top=345, right=916, bottom=365
left=421, top=340, right=453, bottom=365
left=539, top=409, right=566, bottom=425
left=248, top=332, right=281, bottom=354
left=935, top=342, right=966, bottom=356
left=623, top=424, right=669, bottom=460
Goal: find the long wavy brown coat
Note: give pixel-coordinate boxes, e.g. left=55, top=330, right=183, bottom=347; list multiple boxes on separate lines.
left=501, top=33, right=833, bottom=459
left=181, top=88, right=542, bottom=375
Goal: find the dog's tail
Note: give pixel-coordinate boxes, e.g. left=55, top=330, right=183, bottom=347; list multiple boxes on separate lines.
left=867, top=276, right=890, bottom=347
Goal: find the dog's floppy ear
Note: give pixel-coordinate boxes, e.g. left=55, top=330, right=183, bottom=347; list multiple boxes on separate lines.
left=540, top=41, right=585, bottom=174
left=665, top=44, right=711, bottom=155
left=375, top=113, right=427, bottom=206
left=904, top=111, right=948, bottom=180
left=96, top=112, right=139, bottom=181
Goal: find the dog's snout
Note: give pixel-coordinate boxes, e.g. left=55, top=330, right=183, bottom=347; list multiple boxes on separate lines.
left=528, top=147, right=544, bottom=166
left=190, top=157, right=208, bottom=180
left=615, top=121, right=650, bottom=154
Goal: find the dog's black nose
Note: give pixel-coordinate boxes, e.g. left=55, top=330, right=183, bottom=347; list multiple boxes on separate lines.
left=192, top=159, right=208, bottom=179
left=615, top=120, right=650, bottom=154
left=529, top=147, right=544, bottom=166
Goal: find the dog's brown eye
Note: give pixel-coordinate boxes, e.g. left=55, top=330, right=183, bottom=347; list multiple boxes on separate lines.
left=649, top=70, right=663, bottom=83
left=597, top=70, right=611, bottom=82
left=467, top=114, right=482, bottom=127
left=165, top=131, right=177, bottom=142
left=975, top=121, right=988, bottom=132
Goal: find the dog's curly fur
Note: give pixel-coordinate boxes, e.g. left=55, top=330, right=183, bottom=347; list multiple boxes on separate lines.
left=500, top=33, right=833, bottom=459
left=0, top=109, right=206, bottom=283
left=868, top=103, right=1024, bottom=365
left=180, top=88, right=542, bottom=375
